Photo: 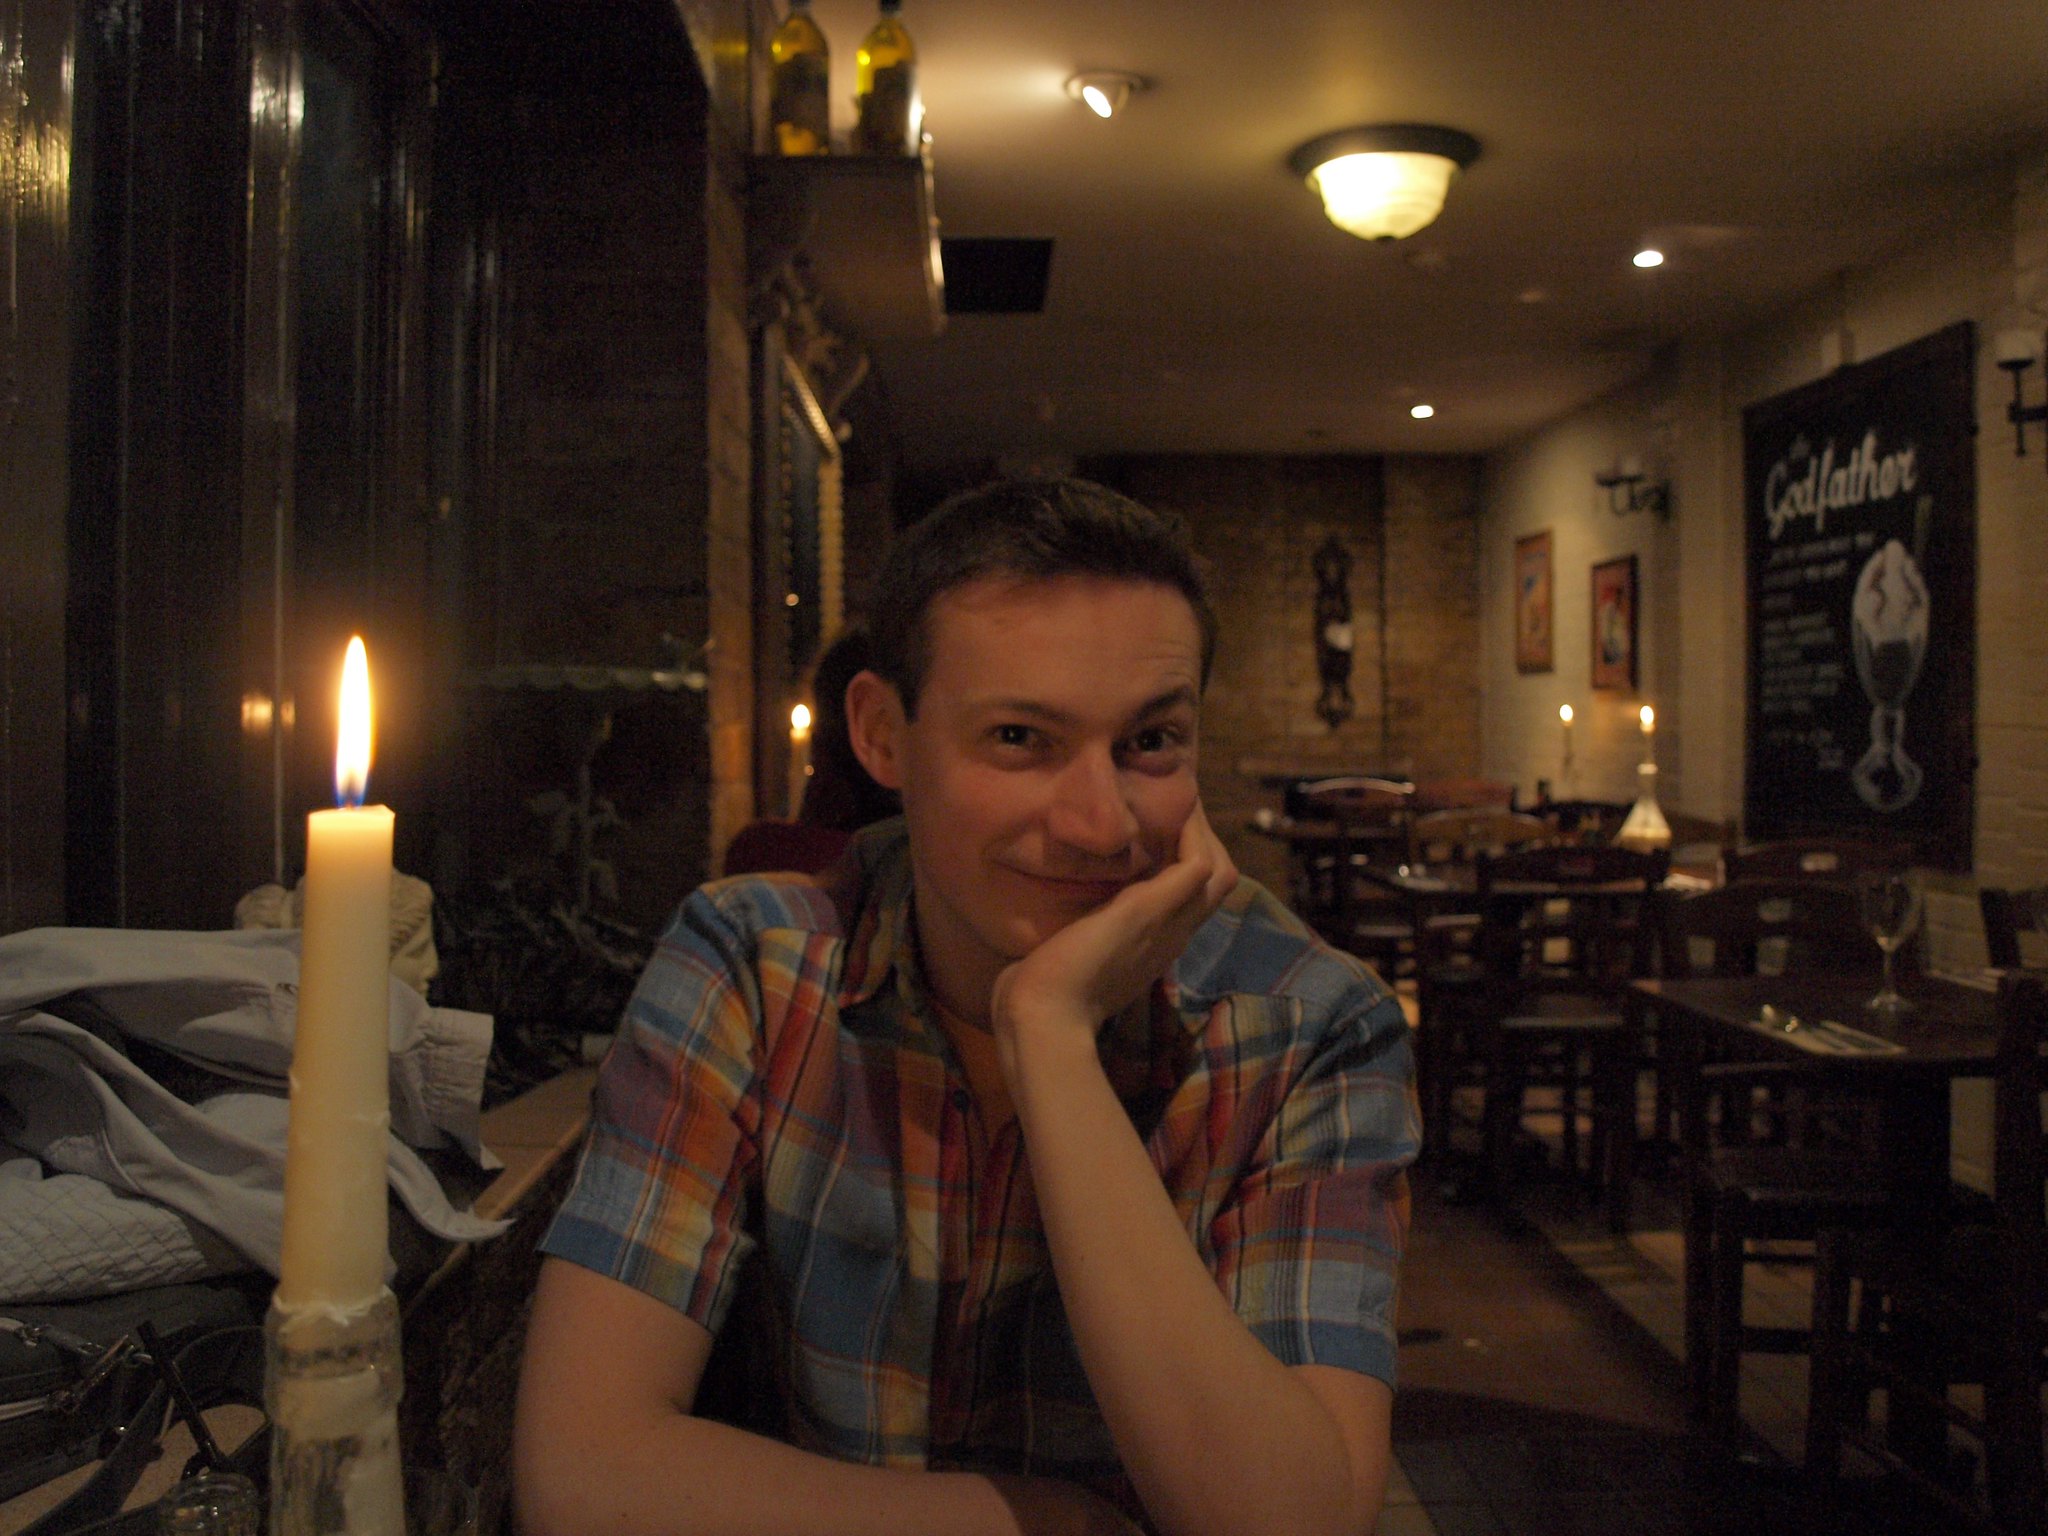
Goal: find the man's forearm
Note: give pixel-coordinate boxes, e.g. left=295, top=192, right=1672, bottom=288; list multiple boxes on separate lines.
left=1008, top=1026, right=1386, bottom=1536
left=516, top=1406, right=1135, bottom=1536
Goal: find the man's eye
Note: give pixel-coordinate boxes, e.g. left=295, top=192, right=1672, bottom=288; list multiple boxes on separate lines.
left=1126, top=726, right=1185, bottom=758
left=992, top=723, right=1037, bottom=748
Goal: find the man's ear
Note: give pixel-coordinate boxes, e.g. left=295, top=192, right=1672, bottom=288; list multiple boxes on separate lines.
left=843, top=669, right=908, bottom=791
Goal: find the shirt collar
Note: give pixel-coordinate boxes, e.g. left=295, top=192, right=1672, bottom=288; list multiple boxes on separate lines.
left=832, top=818, right=918, bottom=1012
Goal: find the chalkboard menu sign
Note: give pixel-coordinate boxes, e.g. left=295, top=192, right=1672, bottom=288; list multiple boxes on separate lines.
left=1742, top=322, right=1976, bottom=869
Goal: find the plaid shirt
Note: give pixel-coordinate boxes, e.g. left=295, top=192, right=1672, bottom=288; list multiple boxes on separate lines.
left=544, top=820, right=1416, bottom=1504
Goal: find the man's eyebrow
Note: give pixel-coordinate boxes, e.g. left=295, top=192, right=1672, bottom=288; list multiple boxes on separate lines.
left=969, top=684, right=1199, bottom=728
left=1130, top=683, right=1201, bottom=720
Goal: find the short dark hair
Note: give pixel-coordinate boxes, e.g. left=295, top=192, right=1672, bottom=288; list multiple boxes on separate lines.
left=868, top=477, right=1217, bottom=715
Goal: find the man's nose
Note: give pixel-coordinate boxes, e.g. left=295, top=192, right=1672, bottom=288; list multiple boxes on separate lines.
left=1046, top=747, right=1140, bottom=859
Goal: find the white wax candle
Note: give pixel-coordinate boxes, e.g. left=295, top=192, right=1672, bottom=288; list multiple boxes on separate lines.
left=1638, top=703, right=1657, bottom=769
left=277, top=638, right=394, bottom=1314
left=789, top=701, right=813, bottom=817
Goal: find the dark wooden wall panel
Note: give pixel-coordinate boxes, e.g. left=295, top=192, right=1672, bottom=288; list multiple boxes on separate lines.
left=0, top=0, right=75, bottom=934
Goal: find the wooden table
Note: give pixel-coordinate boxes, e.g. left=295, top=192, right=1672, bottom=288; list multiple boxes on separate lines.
left=1631, top=971, right=2002, bottom=1219
left=1629, top=972, right=2002, bottom=1464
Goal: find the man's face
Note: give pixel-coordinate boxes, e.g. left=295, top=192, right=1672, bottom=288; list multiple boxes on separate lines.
left=852, top=574, right=1205, bottom=1020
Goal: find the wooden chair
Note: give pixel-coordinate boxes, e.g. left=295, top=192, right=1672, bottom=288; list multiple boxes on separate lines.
left=1654, top=882, right=1891, bottom=1444
left=1981, top=884, right=2048, bottom=970
left=1807, top=971, right=2046, bottom=1534
left=1723, top=837, right=1901, bottom=885
left=1411, top=775, right=1517, bottom=814
left=1406, top=810, right=1557, bottom=1153
left=1537, top=797, right=1632, bottom=846
left=1408, top=807, right=1552, bottom=865
left=1463, top=844, right=1668, bottom=1205
left=1662, top=810, right=1737, bottom=877
left=1290, top=777, right=1416, bottom=980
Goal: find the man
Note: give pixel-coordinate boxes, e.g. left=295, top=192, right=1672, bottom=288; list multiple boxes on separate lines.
left=514, top=478, right=1417, bottom=1536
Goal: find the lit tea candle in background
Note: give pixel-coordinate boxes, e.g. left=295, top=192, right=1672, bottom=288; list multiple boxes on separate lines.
left=277, top=637, right=394, bottom=1314
left=789, top=701, right=813, bottom=816
left=1638, top=703, right=1656, bottom=768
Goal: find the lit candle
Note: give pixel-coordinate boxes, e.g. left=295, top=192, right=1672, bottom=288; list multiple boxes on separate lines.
left=277, top=637, right=394, bottom=1314
left=789, top=701, right=813, bottom=816
left=1559, top=702, right=1575, bottom=774
left=1639, top=703, right=1656, bottom=768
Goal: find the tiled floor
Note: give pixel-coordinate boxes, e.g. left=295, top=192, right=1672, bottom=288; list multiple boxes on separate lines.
left=1382, top=1148, right=1946, bottom=1536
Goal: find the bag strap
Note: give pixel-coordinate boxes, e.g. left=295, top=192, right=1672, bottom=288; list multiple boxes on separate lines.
left=18, top=1326, right=267, bottom=1536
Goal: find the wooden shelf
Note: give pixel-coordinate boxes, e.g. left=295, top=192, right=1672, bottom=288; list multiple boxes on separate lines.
left=752, top=148, right=945, bottom=341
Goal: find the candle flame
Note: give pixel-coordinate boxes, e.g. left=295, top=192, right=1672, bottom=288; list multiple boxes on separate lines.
left=790, top=702, right=813, bottom=740
left=1639, top=704, right=1656, bottom=733
left=1559, top=704, right=1574, bottom=725
left=336, top=637, right=374, bottom=807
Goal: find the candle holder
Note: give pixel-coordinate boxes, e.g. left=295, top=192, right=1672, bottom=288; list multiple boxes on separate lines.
left=1614, top=761, right=1672, bottom=851
left=265, top=1290, right=406, bottom=1536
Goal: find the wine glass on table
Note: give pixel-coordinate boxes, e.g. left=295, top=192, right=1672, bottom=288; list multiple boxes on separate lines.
left=1858, top=871, right=1923, bottom=1015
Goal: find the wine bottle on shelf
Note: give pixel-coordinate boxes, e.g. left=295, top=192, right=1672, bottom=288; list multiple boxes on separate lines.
left=770, top=0, right=830, bottom=156
left=853, top=0, right=920, bottom=155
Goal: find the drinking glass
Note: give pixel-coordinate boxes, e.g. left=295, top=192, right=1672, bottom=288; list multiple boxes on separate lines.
left=158, top=1471, right=260, bottom=1536
left=1859, top=871, right=1923, bottom=1014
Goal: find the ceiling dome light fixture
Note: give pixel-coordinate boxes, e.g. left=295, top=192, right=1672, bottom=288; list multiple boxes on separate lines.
left=1065, top=70, right=1147, bottom=120
left=1410, top=403, right=1436, bottom=419
left=1288, top=124, right=1481, bottom=242
left=1633, top=248, right=1666, bottom=269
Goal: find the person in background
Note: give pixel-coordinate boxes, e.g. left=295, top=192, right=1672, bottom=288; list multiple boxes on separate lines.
left=720, top=628, right=902, bottom=877
left=514, top=477, right=1417, bottom=1536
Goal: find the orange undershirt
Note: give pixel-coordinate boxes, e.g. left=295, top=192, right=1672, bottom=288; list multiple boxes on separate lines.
left=929, top=993, right=1017, bottom=1139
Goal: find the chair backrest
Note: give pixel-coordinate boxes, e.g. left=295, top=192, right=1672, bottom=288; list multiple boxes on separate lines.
left=1723, top=837, right=1901, bottom=884
left=1991, top=971, right=2046, bottom=1308
left=1410, top=808, right=1552, bottom=865
left=1663, top=810, right=1737, bottom=862
left=1289, top=776, right=1413, bottom=823
left=1476, top=844, right=1671, bottom=987
left=1411, top=775, right=1516, bottom=813
left=1537, top=798, right=1631, bottom=845
left=1980, top=884, right=2048, bottom=970
left=1658, top=878, right=1880, bottom=979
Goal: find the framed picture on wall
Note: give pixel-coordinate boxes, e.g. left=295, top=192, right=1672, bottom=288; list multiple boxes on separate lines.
left=1740, top=321, right=1975, bottom=869
left=1514, top=531, right=1554, bottom=673
left=1590, top=554, right=1638, bottom=690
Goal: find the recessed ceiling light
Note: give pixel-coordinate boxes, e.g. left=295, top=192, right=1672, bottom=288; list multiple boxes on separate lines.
left=1633, top=248, right=1665, bottom=269
left=1065, top=71, right=1148, bottom=120
left=1410, top=403, right=1436, bottom=420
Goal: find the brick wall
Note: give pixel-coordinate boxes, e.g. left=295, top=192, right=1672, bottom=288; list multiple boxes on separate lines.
left=1085, top=456, right=1484, bottom=896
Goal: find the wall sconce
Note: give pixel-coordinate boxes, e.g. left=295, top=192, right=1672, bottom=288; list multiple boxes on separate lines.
left=1594, top=456, right=1670, bottom=518
left=1065, top=71, right=1147, bottom=120
left=1287, top=124, right=1480, bottom=242
left=1311, top=535, right=1356, bottom=727
left=1996, top=329, right=2048, bottom=467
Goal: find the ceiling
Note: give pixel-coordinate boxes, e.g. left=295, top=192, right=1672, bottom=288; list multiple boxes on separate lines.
left=798, top=0, right=2048, bottom=471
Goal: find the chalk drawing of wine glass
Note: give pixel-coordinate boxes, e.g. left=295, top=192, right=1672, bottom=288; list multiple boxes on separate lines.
left=1849, top=538, right=1930, bottom=812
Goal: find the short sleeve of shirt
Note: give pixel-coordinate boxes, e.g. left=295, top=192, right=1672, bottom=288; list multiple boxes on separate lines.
left=540, top=887, right=766, bottom=1334
left=1207, top=981, right=1418, bottom=1389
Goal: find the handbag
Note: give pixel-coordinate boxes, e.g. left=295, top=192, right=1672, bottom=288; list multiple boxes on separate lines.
left=2, top=1281, right=269, bottom=1536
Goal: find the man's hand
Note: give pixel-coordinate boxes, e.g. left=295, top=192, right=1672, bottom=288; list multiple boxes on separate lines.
left=990, top=800, right=1238, bottom=1056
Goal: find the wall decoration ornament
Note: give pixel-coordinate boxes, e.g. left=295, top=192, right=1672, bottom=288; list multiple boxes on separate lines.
left=1589, top=554, right=1638, bottom=690
left=1312, top=534, right=1356, bottom=727
left=1513, top=530, right=1553, bottom=673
